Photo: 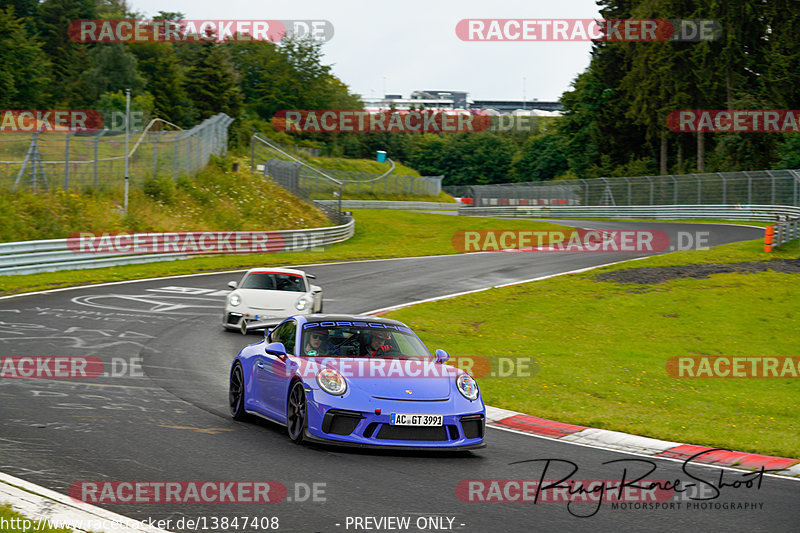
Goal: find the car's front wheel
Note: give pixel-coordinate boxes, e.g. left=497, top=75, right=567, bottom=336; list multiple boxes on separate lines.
left=286, top=380, right=307, bottom=443
left=229, top=363, right=247, bottom=420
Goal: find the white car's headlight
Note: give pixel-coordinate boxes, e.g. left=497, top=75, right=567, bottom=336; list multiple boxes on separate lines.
left=229, top=293, right=241, bottom=307
left=317, top=368, right=347, bottom=395
left=456, top=373, right=479, bottom=401
left=295, top=296, right=311, bottom=310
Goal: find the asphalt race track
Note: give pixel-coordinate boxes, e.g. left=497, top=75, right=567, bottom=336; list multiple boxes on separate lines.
left=1, top=220, right=798, bottom=532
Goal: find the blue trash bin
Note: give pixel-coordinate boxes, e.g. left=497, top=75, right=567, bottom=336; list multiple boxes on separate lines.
left=376, top=151, right=387, bottom=163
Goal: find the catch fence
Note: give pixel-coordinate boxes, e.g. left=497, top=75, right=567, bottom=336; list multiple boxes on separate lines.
left=462, top=170, right=800, bottom=207
left=2, top=113, right=234, bottom=192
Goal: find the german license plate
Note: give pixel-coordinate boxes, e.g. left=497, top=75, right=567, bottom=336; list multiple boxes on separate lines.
left=389, top=413, right=443, bottom=426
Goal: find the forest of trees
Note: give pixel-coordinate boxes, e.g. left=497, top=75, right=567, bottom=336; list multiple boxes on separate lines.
left=0, top=0, right=361, bottom=145
left=2, top=0, right=800, bottom=187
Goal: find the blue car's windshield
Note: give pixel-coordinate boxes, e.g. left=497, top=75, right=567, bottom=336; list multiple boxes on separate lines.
left=300, top=323, right=431, bottom=359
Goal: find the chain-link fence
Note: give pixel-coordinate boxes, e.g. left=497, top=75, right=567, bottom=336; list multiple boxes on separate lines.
left=251, top=133, right=443, bottom=199
left=461, top=170, right=800, bottom=207
left=1, top=113, right=234, bottom=192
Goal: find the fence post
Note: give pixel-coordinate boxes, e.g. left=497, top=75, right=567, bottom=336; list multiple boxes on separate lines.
left=93, top=130, right=107, bottom=188
left=624, top=177, right=631, bottom=205
left=250, top=133, right=256, bottom=174
left=670, top=175, right=678, bottom=204
left=173, top=131, right=181, bottom=180
left=583, top=179, right=589, bottom=205
left=696, top=174, right=702, bottom=204
left=718, top=172, right=727, bottom=203
left=747, top=171, right=752, bottom=204
left=64, top=132, right=74, bottom=190
left=771, top=172, right=776, bottom=205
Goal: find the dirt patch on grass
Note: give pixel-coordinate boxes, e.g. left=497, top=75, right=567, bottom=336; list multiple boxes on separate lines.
left=594, top=259, right=800, bottom=284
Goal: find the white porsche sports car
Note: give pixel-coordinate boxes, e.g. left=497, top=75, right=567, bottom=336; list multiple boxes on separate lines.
left=223, top=268, right=323, bottom=333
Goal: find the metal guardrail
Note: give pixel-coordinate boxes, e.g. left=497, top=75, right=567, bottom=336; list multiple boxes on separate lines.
left=459, top=204, right=800, bottom=222
left=0, top=218, right=354, bottom=276
left=769, top=218, right=800, bottom=251
left=316, top=200, right=459, bottom=210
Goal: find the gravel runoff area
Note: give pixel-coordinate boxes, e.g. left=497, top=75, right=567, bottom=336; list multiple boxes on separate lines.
left=594, top=259, right=800, bottom=284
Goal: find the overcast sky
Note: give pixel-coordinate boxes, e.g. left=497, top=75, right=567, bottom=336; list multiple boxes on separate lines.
left=130, top=0, right=602, bottom=102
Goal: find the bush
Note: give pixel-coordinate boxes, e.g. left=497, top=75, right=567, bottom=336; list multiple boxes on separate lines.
left=143, top=175, right=177, bottom=205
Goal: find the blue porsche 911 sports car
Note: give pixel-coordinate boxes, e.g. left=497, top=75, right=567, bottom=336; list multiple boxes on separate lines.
left=228, top=314, right=486, bottom=450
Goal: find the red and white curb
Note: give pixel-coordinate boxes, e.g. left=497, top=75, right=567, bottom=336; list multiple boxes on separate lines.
left=485, top=406, right=800, bottom=479
left=0, top=473, right=171, bottom=533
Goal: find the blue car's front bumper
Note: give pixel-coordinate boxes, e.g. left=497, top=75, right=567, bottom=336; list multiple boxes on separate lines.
left=302, top=390, right=486, bottom=450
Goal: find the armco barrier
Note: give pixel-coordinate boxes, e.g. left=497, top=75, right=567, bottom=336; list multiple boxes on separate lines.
left=459, top=204, right=800, bottom=222
left=765, top=218, right=800, bottom=252
left=316, top=200, right=459, bottom=210
left=0, top=218, right=354, bottom=276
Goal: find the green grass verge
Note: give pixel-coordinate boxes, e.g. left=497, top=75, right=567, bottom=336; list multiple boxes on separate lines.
left=0, top=503, right=74, bottom=533
left=0, top=210, right=570, bottom=296
left=384, top=237, right=800, bottom=459
left=305, top=156, right=420, bottom=176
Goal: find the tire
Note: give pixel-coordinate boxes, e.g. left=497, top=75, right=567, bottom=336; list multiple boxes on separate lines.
left=229, top=363, right=247, bottom=420
left=317, top=300, right=323, bottom=313
left=286, top=380, right=307, bottom=443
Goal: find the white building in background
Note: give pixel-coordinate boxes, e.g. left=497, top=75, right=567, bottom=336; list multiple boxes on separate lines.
left=360, top=90, right=562, bottom=116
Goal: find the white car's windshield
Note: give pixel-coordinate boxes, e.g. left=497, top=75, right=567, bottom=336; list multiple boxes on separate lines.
left=301, top=323, right=431, bottom=359
left=241, top=272, right=306, bottom=292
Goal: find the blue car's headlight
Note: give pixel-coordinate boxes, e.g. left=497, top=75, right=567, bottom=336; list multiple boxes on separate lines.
left=229, top=293, right=241, bottom=307
left=317, top=368, right=347, bottom=396
left=456, top=373, right=479, bottom=401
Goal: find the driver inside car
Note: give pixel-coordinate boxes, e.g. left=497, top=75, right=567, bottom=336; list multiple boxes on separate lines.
left=362, top=330, right=393, bottom=357
left=304, top=330, right=329, bottom=356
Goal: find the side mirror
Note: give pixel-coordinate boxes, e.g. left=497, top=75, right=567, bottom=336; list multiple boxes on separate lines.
left=306, top=273, right=316, bottom=279
left=310, top=284, right=322, bottom=293
left=228, top=281, right=237, bottom=289
left=434, top=349, right=450, bottom=364
left=265, top=342, right=288, bottom=357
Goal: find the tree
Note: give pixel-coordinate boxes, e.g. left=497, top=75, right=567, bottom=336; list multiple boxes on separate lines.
left=183, top=41, right=243, bottom=120
left=130, top=41, right=191, bottom=125
left=0, top=7, right=51, bottom=108
left=37, top=0, right=97, bottom=106
left=511, top=133, right=569, bottom=181
left=78, top=42, right=145, bottom=103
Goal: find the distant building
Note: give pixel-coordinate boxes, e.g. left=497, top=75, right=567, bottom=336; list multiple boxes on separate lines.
left=360, top=90, right=562, bottom=116
left=472, top=100, right=561, bottom=113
